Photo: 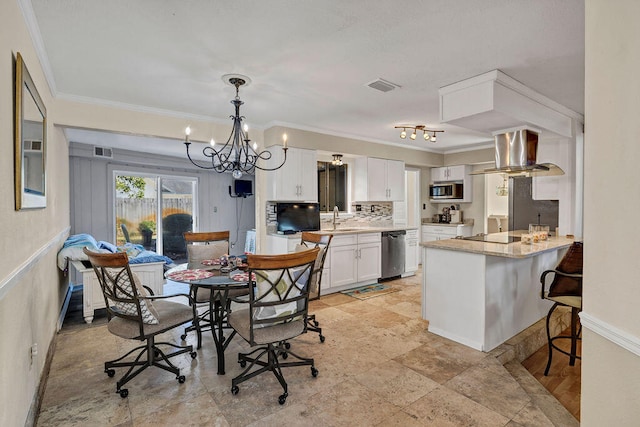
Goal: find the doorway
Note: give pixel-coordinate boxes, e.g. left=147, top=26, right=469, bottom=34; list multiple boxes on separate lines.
left=114, top=172, right=197, bottom=262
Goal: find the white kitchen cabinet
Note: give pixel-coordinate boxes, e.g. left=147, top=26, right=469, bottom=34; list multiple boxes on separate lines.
left=265, top=234, right=301, bottom=254
left=329, top=232, right=381, bottom=289
left=267, top=146, right=317, bottom=201
left=421, top=224, right=473, bottom=242
left=404, top=229, right=419, bottom=275
left=431, top=165, right=468, bottom=182
left=429, top=165, right=473, bottom=203
left=354, top=157, right=405, bottom=201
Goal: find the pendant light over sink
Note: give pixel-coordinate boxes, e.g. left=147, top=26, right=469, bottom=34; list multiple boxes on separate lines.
left=183, top=74, right=288, bottom=178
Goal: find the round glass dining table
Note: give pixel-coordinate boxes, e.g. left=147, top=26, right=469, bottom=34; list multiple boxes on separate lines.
left=165, top=265, right=250, bottom=375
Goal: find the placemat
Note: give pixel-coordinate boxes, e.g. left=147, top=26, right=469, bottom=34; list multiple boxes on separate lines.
left=166, top=269, right=215, bottom=281
left=201, top=258, right=222, bottom=266
left=231, top=272, right=256, bottom=282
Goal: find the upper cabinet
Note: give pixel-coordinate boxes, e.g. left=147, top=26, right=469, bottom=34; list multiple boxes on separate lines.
left=267, top=146, right=317, bottom=201
left=354, top=157, right=405, bottom=201
left=430, top=165, right=468, bottom=182
left=429, top=165, right=473, bottom=203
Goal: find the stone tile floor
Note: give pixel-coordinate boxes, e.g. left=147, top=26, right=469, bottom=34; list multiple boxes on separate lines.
left=37, top=271, right=578, bottom=426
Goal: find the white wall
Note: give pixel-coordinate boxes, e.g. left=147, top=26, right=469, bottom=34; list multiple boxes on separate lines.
left=0, top=2, right=70, bottom=425
left=582, top=1, right=640, bottom=424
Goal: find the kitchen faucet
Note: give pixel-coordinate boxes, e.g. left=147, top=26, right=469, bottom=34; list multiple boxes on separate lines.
left=333, top=206, right=339, bottom=230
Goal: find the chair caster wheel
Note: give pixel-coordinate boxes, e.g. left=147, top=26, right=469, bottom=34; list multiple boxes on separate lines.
left=105, top=369, right=116, bottom=378
left=284, top=342, right=291, bottom=350
left=177, top=375, right=185, bottom=384
left=190, top=351, right=197, bottom=359
left=319, top=335, right=326, bottom=343
left=119, top=389, right=128, bottom=398
left=180, top=334, right=187, bottom=340
left=239, top=360, right=246, bottom=368
left=231, top=386, right=239, bottom=395
left=282, top=352, right=289, bottom=359
left=313, top=320, right=319, bottom=327
left=278, top=393, right=288, bottom=405
left=311, top=367, right=319, bottom=377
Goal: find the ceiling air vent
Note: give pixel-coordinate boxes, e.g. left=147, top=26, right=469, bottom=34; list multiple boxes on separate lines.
left=366, top=78, right=401, bottom=93
left=24, top=140, right=43, bottom=152
left=93, top=146, right=113, bottom=158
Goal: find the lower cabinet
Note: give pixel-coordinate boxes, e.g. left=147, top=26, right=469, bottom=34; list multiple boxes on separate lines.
left=329, top=232, right=381, bottom=290
left=404, top=229, right=419, bottom=274
left=421, top=224, right=472, bottom=242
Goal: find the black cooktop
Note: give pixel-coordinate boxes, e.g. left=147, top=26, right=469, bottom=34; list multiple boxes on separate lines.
left=462, top=234, right=521, bottom=244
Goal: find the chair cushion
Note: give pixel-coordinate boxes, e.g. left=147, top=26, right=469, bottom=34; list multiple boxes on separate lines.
left=187, top=243, right=227, bottom=270
left=544, top=292, right=582, bottom=309
left=108, top=300, right=192, bottom=339
left=295, top=244, right=326, bottom=296
left=228, top=308, right=305, bottom=345
left=548, top=242, right=583, bottom=297
left=112, top=270, right=159, bottom=324
left=253, top=267, right=308, bottom=321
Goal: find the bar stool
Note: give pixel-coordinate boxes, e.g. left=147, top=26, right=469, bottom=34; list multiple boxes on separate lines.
left=540, top=241, right=583, bottom=376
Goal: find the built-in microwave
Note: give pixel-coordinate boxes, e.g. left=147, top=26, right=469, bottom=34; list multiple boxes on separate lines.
left=429, top=182, right=464, bottom=200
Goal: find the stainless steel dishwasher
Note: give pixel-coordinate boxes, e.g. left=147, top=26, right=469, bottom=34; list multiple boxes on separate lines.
left=380, top=230, right=406, bottom=280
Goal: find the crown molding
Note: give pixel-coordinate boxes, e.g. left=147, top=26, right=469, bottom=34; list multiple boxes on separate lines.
left=18, top=0, right=57, bottom=96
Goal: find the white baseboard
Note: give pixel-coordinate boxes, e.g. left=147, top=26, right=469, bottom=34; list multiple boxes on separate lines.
left=57, top=283, right=74, bottom=331
left=580, top=311, right=640, bottom=357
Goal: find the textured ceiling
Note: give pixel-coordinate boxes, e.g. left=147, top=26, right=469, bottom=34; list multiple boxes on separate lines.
left=30, top=0, right=584, bottom=155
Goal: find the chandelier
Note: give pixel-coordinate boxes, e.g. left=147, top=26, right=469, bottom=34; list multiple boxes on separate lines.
left=331, top=154, right=344, bottom=166
left=394, top=125, right=444, bottom=143
left=184, top=74, right=287, bottom=178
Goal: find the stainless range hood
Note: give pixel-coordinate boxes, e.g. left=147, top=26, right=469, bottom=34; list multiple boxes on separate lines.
left=471, top=128, right=564, bottom=177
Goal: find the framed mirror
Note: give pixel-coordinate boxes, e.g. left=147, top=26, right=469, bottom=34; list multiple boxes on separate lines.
left=14, top=52, right=47, bottom=210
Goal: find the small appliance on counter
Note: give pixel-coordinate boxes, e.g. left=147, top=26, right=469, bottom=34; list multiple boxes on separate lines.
left=450, top=210, right=463, bottom=224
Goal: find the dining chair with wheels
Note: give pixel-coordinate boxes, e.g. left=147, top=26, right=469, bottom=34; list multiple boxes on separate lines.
left=229, top=248, right=320, bottom=404
left=181, top=231, right=229, bottom=348
left=296, top=232, right=332, bottom=342
left=540, top=241, right=583, bottom=375
left=83, top=248, right=196, bottom=398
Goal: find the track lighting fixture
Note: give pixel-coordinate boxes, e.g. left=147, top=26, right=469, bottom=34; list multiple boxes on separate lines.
left=394, top=125, right=444, bottom=143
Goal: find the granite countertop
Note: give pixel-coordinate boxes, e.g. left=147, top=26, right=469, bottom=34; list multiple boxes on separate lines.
left=421, top=222, right=472, bottom=227
left=420, top=233, right=574, bottom=259
left=315, top=226, right=418, bottom=235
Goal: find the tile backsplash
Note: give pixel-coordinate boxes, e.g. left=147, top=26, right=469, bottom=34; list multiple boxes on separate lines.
left=266, top=201, right=393, bottom=232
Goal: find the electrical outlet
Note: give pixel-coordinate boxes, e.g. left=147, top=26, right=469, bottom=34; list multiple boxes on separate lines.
left=230, top=243, right=235, bottom=249
left=213, top=206, right=218, bottom=213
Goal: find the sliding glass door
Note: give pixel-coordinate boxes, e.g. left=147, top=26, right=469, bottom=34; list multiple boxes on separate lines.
left=114, top=172, right=197, bottom=262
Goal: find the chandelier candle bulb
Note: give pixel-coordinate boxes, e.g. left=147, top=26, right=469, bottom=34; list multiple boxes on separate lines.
left=185, top=126, right=191, bottom=142
left=283, top=133, right=288, bottom=149
left=210, top=138, right=215, bottom=147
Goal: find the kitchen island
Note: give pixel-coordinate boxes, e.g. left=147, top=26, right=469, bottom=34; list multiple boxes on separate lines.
left=421, top=233, right=573, bottom=351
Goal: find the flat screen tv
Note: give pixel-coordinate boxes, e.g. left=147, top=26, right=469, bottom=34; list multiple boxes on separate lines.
left=233, top=179, right=253, bottom=197
left=276, top=203, right=320, bottom=232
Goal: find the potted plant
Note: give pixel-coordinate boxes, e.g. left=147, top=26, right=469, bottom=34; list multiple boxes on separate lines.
left=138, top=220, right=156, bottom=247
